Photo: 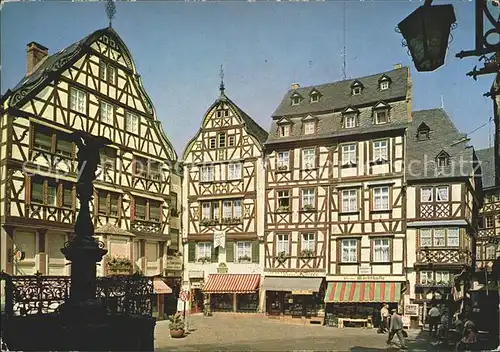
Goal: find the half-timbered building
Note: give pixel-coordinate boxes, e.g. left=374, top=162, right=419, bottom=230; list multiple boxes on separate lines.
left=0, top=27, right=179, bottom=289
left=405, top=108, right=480, bottom=325
left=181, top=85, right=268, bottom=313
left=263, top=65, right=411, bottom=325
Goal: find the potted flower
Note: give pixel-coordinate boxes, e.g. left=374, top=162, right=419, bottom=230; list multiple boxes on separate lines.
left=276, top=251, right=289, bottom=264
left=238, top=254, right=252, bottom=263
left=300, top=249, right=315, bottom=258
left=302, top=204, right=315, bottom=212
left=277, top=205, right=290, bottom=213
left=168, top=314, right=185, bottom=338
left=198, top=256, right=211, bottom=264
left=277, top=165, right=289, bottom=172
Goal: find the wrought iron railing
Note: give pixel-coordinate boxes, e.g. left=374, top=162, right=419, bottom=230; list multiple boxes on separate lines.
left=0, top=272, right=153, bottom=318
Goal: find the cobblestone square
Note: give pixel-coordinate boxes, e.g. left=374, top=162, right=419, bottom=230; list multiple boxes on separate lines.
left=154, top=314, right=439, bottom=351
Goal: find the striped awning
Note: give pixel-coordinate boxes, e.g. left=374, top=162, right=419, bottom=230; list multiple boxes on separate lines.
left=325, top=282, right=402, bottom=303
left=203, top=274, right=260, bottom=294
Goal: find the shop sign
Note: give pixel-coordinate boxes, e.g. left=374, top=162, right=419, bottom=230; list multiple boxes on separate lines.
left=214, top=230, right=226, bottom=249
left=405, top=304, right=419, bottom=316
left=264, top=270, right=324, bottom=277
left=165, top=255, right=182, bottom=271
left=189, top=270, right=204, bottom=279
left=342, top=275, right=386, bottom=281
left=402, top=315, right=411, bottom=328
left=292, top=290, right=313, bottom=295
left=359, top=266, right=372, bottom=275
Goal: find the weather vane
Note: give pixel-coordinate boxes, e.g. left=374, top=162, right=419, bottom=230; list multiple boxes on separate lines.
left=105, top=0, right=117, bottom=28
left=219, top=64, right=225, bottom=95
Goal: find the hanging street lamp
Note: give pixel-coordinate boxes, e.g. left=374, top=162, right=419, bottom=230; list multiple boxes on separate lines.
left=397, top=2, right=457, bottom=72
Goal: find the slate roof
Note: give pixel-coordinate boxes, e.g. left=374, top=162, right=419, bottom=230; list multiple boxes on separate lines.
left=272, top=66, right=409, bottom=118
left=406, top=109, right=474, bottom=181
left=95, top=223, right=135, bottom=237
left=476, top=147, right=495, bottom=189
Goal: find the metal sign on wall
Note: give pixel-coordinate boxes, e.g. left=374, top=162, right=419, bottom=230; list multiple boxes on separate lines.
left=165, top=255, right=182, bottom=271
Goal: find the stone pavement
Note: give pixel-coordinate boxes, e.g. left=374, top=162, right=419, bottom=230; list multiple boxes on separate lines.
left=154, top=314, right=449, bottom=351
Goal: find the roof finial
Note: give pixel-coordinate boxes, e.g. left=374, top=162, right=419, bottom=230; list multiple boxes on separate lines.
left=105, top=0, right=117, bottom=28
left=219, top=64, right=225, bottom=96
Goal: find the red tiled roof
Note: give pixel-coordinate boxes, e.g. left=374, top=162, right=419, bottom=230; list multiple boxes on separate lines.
left=203, top=274, right=260, bottom=294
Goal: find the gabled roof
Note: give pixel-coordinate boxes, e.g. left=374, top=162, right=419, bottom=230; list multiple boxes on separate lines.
left=373, top=100, right=391, bottom=110
left=378, top=74, right=392, bottom=82
left=271, top=66, right=409, bottom=118
left=476, top=147, right=495, bottom=189
left=417, top=122, right=430, bottom=131
left=406, top=108, right=474, bottom=181
left=342, top=105, right=359, bottom=114
left=182, top=92, right=268, bottom=160
left=350, top=79, right=364, bottom=89
left=277, top=116, right=294, bottom=125
left=309, top=88, right=322, bottom=96
left=3, top=26, right=178, bottom=161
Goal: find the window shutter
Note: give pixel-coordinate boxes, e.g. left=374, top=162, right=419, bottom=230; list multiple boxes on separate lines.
left=289, top=149, right=294, bottom=170
left=211, top=246, right=219, bottom=263
left=188, top=242, right=196, bottom=262
left=26, top=176, right=31, bottom=203
left=315, top=147, right=320, bottom=168
left=130, top=197, right=135, bottom=221
left=251, top=240, right=259, bottom=263
left=226, top=241, right=234, bottom=262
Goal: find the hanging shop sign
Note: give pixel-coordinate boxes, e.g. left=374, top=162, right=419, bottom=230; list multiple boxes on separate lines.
left=213, top=230, right=226, bottom=249
left=405, top=304, right=419, bottom=316
left=165, top=255, right=183, bottom=271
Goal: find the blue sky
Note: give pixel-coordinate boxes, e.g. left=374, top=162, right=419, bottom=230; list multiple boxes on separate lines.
left=1, top=1, right=495, bottom=157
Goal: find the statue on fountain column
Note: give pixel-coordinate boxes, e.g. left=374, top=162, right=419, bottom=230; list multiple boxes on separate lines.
left=70, top=131, right=112, bottom=242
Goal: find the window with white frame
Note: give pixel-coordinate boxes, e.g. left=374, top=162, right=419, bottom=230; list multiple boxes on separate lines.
left=344, top=115, right=356, bottom=128
left=228, top=136, right=235, bottom=147
left=433, top=228, right=446, bottom=246
left=279, top=125, right=291, bottom=137
left=200, top=166, right=214, bottom=182
left=420, top=229, right=432, bottom=247
left=211, top=201, right=219, bottom=220
left=373, top=140, right=388, bottom=161
left=236, top=241, right=252, bottom=261
left=223, top=200, right=232, bottom=219
left=302, top=148, right=315, bottom=169
left=234, top=200, right=242, bottom=219
left=341, top=239, right=358, bottom=263
left=342, top=189, right=357, bottom=212
left=373, top=238, right=390, bottom=262
left=218, top=133, right=226, bottom=148
left=373, top=186, right=389, bottom=210
left=380, top=81, right=389, bottom=90
left=486, top=246, right=497, bottom=259
left=201, top=203, right=211, bottom=220
left=277, top=234, right=290, bottom=254
left=436, top=186, right=449, bottom=202
left=375, top=110, right=388, bottom=124
left=436, top=271, right=450, bottom=284
left=352, top=87, right=362, bottom=95
left=277, top=190, right=290, bottom=210
left=277, top=151, right=290, bottom=170
left=99, top=62, right=107, bottom=80
left=421, top=187, right=433, bottom=203
left=420, top=271, right=433, bottom=284
left=228, top=163, right=242, bottom=180
left=100, top=101, right=113, bottom=124
left=486, top=216, right=495, bottom=228
left=291, top=96, right=300, bottom=106
left=197, top=242, right=212, bottom=261
left=108, top=65, right=116, bottom=84
left=310, top=94, right=319, bottom=103
left=342, top=144, right=357, bottom=165
left=447, top=228, right=460, bottom=246
left=125, top=111, right=139, bottom=134
left=301, top=233, right=315, bottom=252
left=209, top=137, right=216, bottom=149
left=304, top=121, right=315, bottom=135
left=302, top=188, right=315, bottom=208
left=70, top=87, right=86, bottom=113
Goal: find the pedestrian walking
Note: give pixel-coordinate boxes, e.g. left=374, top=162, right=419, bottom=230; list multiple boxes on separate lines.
left=455, top=314, right=478, bottom=351
left=378, top=303, right=389, bottom=333
left=428, top=305, right=441, bottom=337
left=386, top=308, right=407, bottom=350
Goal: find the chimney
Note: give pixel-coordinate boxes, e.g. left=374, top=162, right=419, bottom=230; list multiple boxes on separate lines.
left=26, top=42, right=49, bottom=76
left=393, top=63, right=403, bottom=69
left=291, top=82, right=300, bottom=90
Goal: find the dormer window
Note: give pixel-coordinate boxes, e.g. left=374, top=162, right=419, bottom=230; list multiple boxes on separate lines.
left=417, top=122, right=430, bottom=141
left=291, top=94, right=302, bottom=106
left=309, top=89, right=321, bottom=103
left=310, top=94, right=319, bottom=103
left=304, top=121, right=315, bottom=135
left=378, top=74, right=392, bottom=90
left=350, top=80, right=364, bottom=96
left=436, top=151, right=450, bottom=167
left=344, top=115, right=356, bottom=128
left=279, top=125, right=291, bottom=137
left=375, top=110, right=388, bottom=124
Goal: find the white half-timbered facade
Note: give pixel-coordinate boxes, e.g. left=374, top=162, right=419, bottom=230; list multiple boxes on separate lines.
left=262, top=66, right=412, bottom=321
left=0, top=27, right=179, bottom=279
left=181, top=86, right=267, bottom=313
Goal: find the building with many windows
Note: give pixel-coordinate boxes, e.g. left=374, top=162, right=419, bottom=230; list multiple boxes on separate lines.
left=405, top=109, right=480, bottom=325
left=181, top=85, right=267, bottom=314
left=262, top=65, right=412, bottom=324
left=0, top=27, right=179, bottom=290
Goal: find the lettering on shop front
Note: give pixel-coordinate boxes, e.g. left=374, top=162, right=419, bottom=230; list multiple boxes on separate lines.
left=342, top=275, right=386, bottom=281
